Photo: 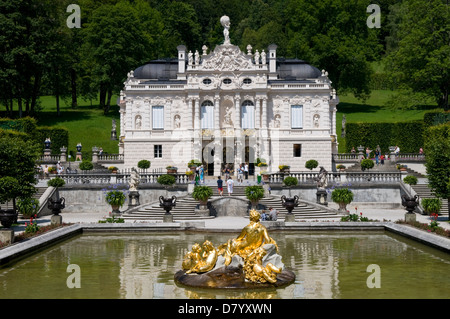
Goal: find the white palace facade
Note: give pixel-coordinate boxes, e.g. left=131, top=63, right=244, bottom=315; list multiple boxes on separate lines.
left=118, top=16, right=339, bottom=176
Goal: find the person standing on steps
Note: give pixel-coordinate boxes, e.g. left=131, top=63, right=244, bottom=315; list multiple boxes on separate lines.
left=227, top=177, right=234, bottom=196
left=217, top=176, right=224, bottom=196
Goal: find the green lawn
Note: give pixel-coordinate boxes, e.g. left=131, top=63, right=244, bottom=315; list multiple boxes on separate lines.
left=35, top=95, right=120, bottom=160
left=336, top=90, right=439, bottom=152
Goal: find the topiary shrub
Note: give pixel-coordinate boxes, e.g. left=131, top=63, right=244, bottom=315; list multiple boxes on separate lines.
left=305, top=159, right=319, bottom=170
left=79, top=160, right=93, bottom=171
left=157, top=174, right=176, bottom=187
left=283, top=176, right=298, bottom=187
left=47, top=177, right=66, bottom=188
left=137, top=159, right=151, bottom=169
left=361, top=159, right=374, bottom=171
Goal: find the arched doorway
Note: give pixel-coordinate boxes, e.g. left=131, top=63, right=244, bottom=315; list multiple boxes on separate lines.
left=222, top=146, right=234, bottom=174
left=202, top=144, right=215, bottom=176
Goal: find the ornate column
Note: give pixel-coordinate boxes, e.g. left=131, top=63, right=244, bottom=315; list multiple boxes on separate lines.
left=214, top=94, right=221, bottom=176
left=193, top=96, right=201, bottom=160
left=261, top=96, right=267, bottom=128
left=234, top=94, right=241, bottom=129
left=214, top=94, right=220, bottom=131
left=255, top=97, right=261, bottom=128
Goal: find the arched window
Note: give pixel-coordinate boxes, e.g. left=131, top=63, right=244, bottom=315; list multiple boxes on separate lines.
left=201, top=100, right=214, bottom=129
left=241, top=100, right=255, bottom=129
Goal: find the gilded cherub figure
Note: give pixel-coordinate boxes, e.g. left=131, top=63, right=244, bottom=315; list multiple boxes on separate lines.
left=185, top=240, right=218, bottom=274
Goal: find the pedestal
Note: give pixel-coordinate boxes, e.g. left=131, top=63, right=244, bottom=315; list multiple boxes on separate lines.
left=405, top=213, right=416, bottom=223
left=0, top=229, right=14, bottom=246
left=163, top=213, right=174, bottom=223
left=111, top=129, right=117, bottom=140
left=284, top=214, right=296, bottom=222
left=128, top=191, right=140, bottom=208
left=51, top=214, right=63, bottom=226
left=194, top=207, right=210, bottom=217
left=76, top=152, right=82, bottom=161
left=316, top=189, right=328, bottom=206
left=43, top=150, right=51, bottom=160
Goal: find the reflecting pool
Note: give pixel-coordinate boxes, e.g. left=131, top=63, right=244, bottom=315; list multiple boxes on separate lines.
left=0, top=231, right=449, bottom=299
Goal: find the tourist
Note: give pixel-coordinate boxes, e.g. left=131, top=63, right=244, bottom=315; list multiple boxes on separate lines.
left=380, top=154, right=385, bottom=165
left=223, top=165, right=230, bottom=180
left=374, top=149, right=380, bottom=165
left=350, top=147, right=356, bottom=153
left=237, top=164, right=244, bottom=184
left=269, top=207, right=279, bottom=221
left=365, top=147, right=371, bottom=159
left=43, top=165, right=49, bottom=179
left=227, top=177, right=234, bottom=196
left=199, top=165, right=205, bottom=184
left=217, top=176, right=224, bottom=196
left=394, top=145, right=400, bottom=155
left=244, top=163, right=249, bottom=180
left=261, top=210, right=268, bottom=221
left=419, top=147, right=423, bottom=155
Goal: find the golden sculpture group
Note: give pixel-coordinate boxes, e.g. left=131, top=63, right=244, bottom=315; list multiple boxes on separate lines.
left=182, top=209, right=282, bottom=284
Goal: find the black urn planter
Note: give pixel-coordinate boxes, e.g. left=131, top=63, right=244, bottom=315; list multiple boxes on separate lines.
left=401, top=194, right=419, bottom=214
left=281, top=195, right=299, bottom=214
left=48, top=197, right=66, bottom=215
left=0, top=209, right=17, bottom=229
left=159, top=196, right=177, bottom=214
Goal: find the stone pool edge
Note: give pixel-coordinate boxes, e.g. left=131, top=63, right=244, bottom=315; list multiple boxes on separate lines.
left=1, top=221, right=449, bottom=265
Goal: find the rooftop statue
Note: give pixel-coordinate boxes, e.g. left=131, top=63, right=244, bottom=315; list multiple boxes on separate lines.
left=220, top=15, right=231, bottom=45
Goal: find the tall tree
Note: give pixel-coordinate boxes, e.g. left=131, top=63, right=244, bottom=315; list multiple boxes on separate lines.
left=81, top=0, right=159, bottom=114
left=386, top=0, right=450, bottom=110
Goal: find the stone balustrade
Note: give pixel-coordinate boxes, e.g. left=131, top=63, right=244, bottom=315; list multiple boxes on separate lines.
left=267, top=171, right=403, bottom=184
left=59, top=172, right=190, bottom=186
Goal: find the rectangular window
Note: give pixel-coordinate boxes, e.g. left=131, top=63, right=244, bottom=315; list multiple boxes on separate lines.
left=154, top=145, right=162, bottom=158
left=241, top=105, right=255, bottom=129
left=291, top=105, right=303, bottom=129
left=293, top=144, right=301, bottom=157
left=152, top=106, right=164, bottom=129
left=201, top=105, right=214, bottom=129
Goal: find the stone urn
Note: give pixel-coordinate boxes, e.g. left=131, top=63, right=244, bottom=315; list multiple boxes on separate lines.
left=401, top=194, right=419, bottom=214
left=281, top=195, right=299, bottom=222
left=48, top=197, right=66, bottom=215
left=159, top=195, right=177, bottom=222
left=0, top=209, right=17, bottom=229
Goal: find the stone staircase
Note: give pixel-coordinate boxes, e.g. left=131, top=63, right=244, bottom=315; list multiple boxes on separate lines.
left=411, top=184, right=449, bottom=216
left=123, top=185, right=341, bottom=221
left=1, top=187, right=47, bottom=210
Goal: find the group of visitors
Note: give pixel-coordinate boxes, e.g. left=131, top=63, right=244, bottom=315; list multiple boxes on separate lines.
left=41, top=161, right=64, bottom=179
left=261, top=207, right=280, bottom=221
left=216, top=176, right=234, bottom=196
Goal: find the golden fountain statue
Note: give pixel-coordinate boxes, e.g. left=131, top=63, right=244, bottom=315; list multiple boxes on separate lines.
left=175, top=209, right=295, bottom=289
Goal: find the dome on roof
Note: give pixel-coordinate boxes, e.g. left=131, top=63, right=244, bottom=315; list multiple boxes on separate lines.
left=133, top=59, right=178, bottom=80
left=277, top=59, right=322, bottom=79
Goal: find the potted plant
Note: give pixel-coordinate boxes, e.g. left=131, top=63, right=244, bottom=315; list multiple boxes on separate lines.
left=16, top=197, right=40, bottom=219
left=245, top=185, right=265, bottom=208
left=192, top=185, right=213, bottom=206
left=278, top=165, right=290, bottom=173
left=79, top=160, right=94, bottom=171
left=105, top=190, right=126, bottom=215
left=108, top=166, right=119, bottom=173
left=331, top=188, right=354, bottom=213
left=305, top=159, right=319, bottom=171
left=361, top=159, right=374, bottom=171
left=186, top=170, right=195, bottom=181
left=283, top=176, right=298, bottom=197
left=421, top=198, right=442, bottom=216
left=396, top=164, right=407, bottom=171
left=137, top=160, right=151, bottom=170
left=48, top=166, right=57, bottom=175
left=403, top=175, right=418, bottom=193
left=157, top=174, right=176, bottom=188
left=336, top=164, right=346, bottom=171
left=166, top=166, right=178, bottom=174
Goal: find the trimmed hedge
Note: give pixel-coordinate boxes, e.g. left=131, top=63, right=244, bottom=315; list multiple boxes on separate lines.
left=345, top=121, right=424, bottom=153
left=0, top=118, right=69, bottom=155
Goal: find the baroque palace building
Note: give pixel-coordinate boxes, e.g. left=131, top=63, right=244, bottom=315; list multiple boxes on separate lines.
left=118, top=16, right=339, bottom=176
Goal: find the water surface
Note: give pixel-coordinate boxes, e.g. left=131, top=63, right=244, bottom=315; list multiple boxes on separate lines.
left=0, top=231, right=449, bottom=299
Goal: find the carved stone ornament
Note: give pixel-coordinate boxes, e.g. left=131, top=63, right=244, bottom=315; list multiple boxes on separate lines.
left=202, top=45, right=253, bottom=72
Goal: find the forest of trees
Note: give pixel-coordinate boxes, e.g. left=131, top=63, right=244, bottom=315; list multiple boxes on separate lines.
left=0, top=0, right=448, bottom=118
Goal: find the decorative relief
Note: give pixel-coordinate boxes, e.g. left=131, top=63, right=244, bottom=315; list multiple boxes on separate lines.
left=174, top=115, right=181, bottom=129
left=202, top=45, right=252, bottom=71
